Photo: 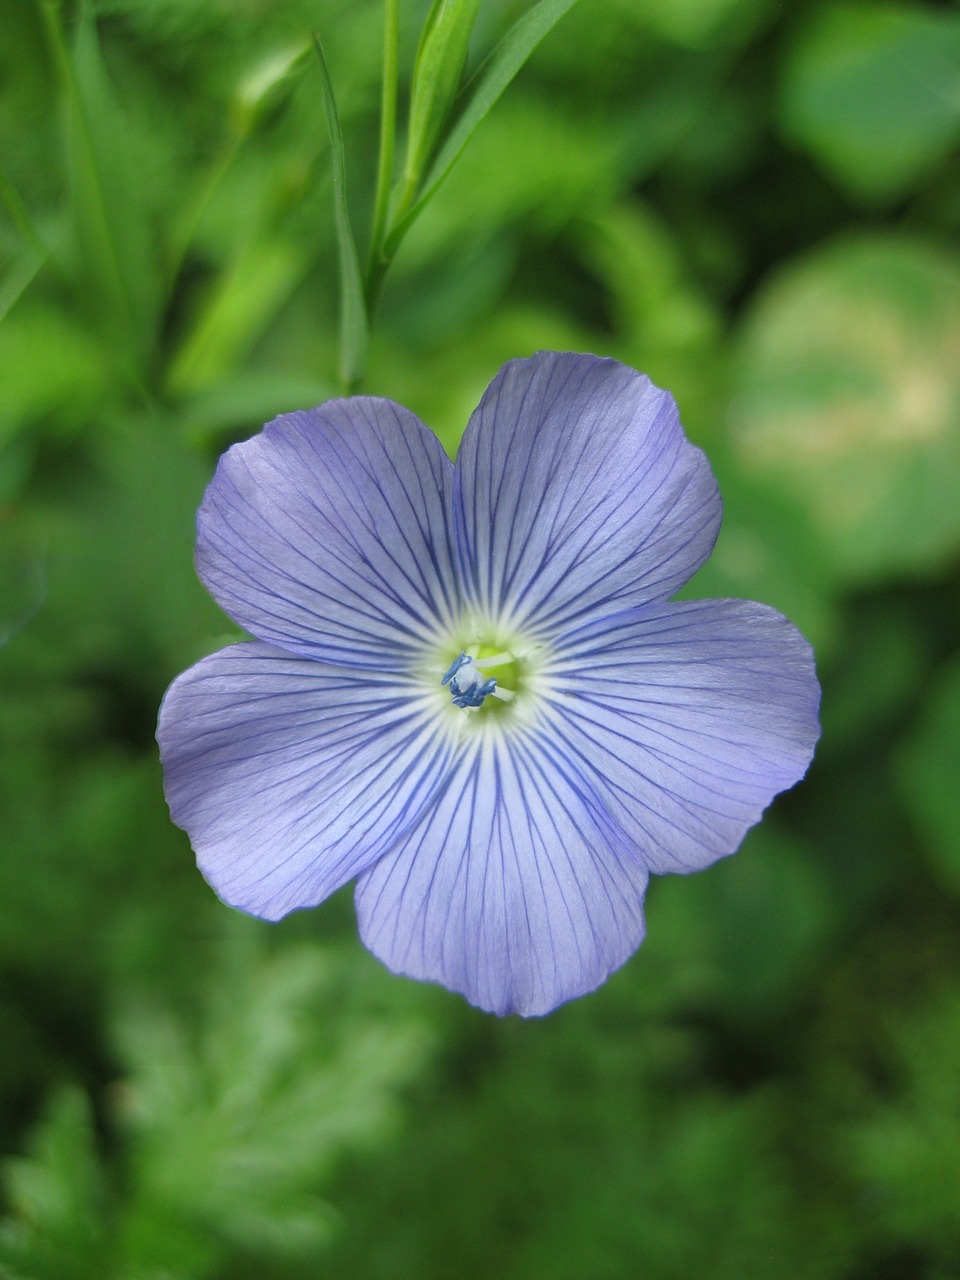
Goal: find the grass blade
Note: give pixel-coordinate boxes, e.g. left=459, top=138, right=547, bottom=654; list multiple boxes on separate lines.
left=313, top=34, right=368, bottom=392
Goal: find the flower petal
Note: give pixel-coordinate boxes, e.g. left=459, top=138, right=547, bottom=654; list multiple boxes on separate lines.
left=547, top=600, right=821, bottom=875
left=157, top=642, right=459, bottom=919
left=354, top=728, right=649, bottom=1017
left=196, top=398, right=459, bottom=669
left=454, top=351, right=721, bottom=635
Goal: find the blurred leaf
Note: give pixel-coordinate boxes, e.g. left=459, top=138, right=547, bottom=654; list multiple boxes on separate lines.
left=86, top=417, right=226, bottom=666
left=729, top=235, right=960, bottom=585
left=313, top=35, right=367, bottom=391
left=0, top=548, right=45, bottom=647
left=327, top=967, right=850, bottom=1280
left=679, top=448, right=838, bottom=660
left=505, top=1089, right=841, bottom=1280
left=818, top=596, right=928, bottom=758
left=781, top=5, right=960, bottom=202
left=644, top=824, right=836, bottom=1022
left=233, top=42, right=310, bottom=137
left=844, top=983, right=960, bottom=1261
left=178, top=370, right=336, bottom=445
left=43, top=2, right=159, bottom=371
left=0, top=1088, right=111, bottom=1280
left=631, top=0, right=773, bottom=49
left=0, top=305, right=110, bottom=443
left=897, top=652, right=960, bottom=895
left=575, top=200, right=722, bottom=422
left=167, top=238, right=305, bottom=395
left=399, top=93, right=619, bottom=264
left=0, top=436, right=35, bottom=507
left=0, top=244, right=46, bottom=325
left=0, top=163, right=49, bottom=259
left=380, top=231, right=517, bottom=350
left=114, top=942, right=430, bottom=1271
left=0, top=165, right=50, bottom=321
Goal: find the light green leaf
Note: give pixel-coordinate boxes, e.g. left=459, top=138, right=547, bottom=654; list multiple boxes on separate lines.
left=112, top=942, right=430, bottom=1271
left=729, top=235, right=960, bottom=584
left=404, top=0, right=483, bottom=189
left=0, top=165, right=51, bottom=315
left=0, top=1088, right=109, bottom=1280
left=0, top=246, right=45, bottom=325
left=384, top=0, right=582, bottom=255
left=0, top=305, right=110, bottom=443
left=42, top=1, right=159, bottom=369
left=233, top=41, right=310, bottom=136
left=574, top=201, right=722, bottom=414
left=313, top=35, right=368, bottom=391
left=781, top=5, right=960, bottom=202
left=166, top=238, right=304, bottom=396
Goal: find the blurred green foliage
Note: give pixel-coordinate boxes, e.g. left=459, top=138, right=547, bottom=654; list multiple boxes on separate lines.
left=1, top=0, right=958, bottom=1276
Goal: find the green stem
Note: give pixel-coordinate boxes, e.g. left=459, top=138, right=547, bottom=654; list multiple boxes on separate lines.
left=366, top=169, right=424, bottom=317
left=365, top=0, right=400, bottom=312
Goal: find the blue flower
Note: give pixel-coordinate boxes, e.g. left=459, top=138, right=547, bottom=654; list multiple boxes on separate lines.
left=158, top=351, right=820, bottom=1016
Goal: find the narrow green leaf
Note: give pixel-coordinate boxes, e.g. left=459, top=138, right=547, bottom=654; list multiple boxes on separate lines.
left=0, top=164, right=49, bottom=262
left=42, top=1, right=158, bottom=370
left=0, top=165, right=49, bottom=319
left=313, top=35, right=368, bottom=392
left=166, top=239, right=304, bottom=396
left=0, top=250, right=45, bottom=326
left=384, top=0, right=582, bottom=256
left=404, top=0, right=482, bottom=190
left=366, top=0, right=400, bottom=289
left=233, top=42, right=311, bottom=137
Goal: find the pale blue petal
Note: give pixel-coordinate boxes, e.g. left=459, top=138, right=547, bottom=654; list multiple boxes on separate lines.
left=354, top=730, right=649, bottom=1017
left=157, top=642, right=457, bottom=919
left=454, top=352, right=721, bottom=635
left=196, top=398, right=460, bottom=669
left=546, top=600, right=821, bottom=875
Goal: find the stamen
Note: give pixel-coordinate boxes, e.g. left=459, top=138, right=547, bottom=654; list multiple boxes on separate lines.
left=441, top=653, right=471, bottom=686
left=442, top=651, right=498, bottom=710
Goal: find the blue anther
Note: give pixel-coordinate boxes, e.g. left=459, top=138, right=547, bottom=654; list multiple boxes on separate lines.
left=441, top=652, right=470, bottom=686
left=441, top=652, right=498, bottom=709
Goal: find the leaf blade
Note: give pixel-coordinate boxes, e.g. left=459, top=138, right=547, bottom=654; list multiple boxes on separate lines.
left=313, top=35, right=368, bottom=391
left=384, top=0, right=582, bottom=255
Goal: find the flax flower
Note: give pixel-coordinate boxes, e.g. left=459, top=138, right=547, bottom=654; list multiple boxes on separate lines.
left=158, top=352, right=820, bottom=1015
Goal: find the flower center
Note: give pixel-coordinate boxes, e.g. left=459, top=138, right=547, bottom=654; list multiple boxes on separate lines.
left=441, top=640, right=527, bottom=714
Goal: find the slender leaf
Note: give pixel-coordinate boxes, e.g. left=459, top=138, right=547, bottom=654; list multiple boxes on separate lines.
left=0, top=249, right=46, bottom=326
left=404, top=0, right=483, bottom=190
left=0, top=164, right=50, bottom=262
left=42, top=1, right=158, bottom=370
left=313, top=35, right=368, bottom=391
left=384, top=0, right=582, bottom=255
left=366, top=0, right=400, bottom=288
left=166, top=238, right=303, bottom=396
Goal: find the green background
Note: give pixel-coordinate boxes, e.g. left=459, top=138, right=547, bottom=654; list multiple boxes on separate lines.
left=2, top=0, right=960, bottom=1275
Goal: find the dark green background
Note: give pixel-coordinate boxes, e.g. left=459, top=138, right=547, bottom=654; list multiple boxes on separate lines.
left=2, top=0, right=959, bottom=1275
